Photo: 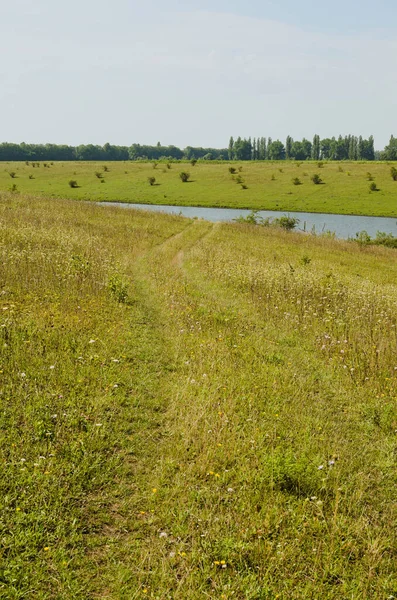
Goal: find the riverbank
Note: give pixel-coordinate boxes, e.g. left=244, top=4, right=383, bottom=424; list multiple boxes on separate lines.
left=2, top=159, right=397, bottom=217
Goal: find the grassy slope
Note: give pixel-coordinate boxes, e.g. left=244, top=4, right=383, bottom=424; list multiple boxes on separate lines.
left=1, top=193, right=397, bottom=599
left=1, top=160, right=397, bottom=216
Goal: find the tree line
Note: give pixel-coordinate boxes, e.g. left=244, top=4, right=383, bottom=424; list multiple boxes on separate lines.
left=0, top=135, right=397, bottom=162
left=0, top=142, right=228, bottom=162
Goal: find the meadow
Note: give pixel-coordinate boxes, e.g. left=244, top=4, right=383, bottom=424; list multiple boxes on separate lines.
left=1, top=160, right=397, bottom=216
left=1, top=191, right=397, bottom=599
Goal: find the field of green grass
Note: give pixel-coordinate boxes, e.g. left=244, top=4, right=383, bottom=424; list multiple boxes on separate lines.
left=1, top=160, right=397, bottom=216
left=2, top=192, right=397, bottom=598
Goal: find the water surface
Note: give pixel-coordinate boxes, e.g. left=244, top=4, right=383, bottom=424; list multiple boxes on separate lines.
left=99, top=202, right=397, bottom=240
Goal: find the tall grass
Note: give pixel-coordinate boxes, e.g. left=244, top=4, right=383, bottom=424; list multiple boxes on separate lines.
left=1, top=193, right=397, bottom=598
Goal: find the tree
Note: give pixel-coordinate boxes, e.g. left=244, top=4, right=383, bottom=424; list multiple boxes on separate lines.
left=267, top=140, right=285, bottom=160
left=228, top=137, right=234, bottom=160
left=311, top=135, right=320, bottom=160
left=285, top=136, right=293, bottom=160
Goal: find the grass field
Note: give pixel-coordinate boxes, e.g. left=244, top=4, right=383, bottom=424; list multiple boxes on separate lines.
left=1, top=160, right=397, bottom=216
left=1, top=191, right=397, bottom=598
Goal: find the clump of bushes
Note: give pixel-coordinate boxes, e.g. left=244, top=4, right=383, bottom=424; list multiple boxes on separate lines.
left=179, top=172, right=190, bottom=182
left=234, top=211, right=299, bottom=230
left=311, top=173, right=323, bottom=185
left=354, top=230, right=397, bottom=248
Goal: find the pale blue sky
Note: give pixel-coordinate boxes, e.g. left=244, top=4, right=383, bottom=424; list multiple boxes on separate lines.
left=1, top=0, right=396, bottom=148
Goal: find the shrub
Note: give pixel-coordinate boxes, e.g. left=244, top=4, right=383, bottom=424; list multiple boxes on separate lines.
left=103, top=166, right=109, bottom=172
left=271, top=174, right=276, bottom=181
left=338, top=166, right=344, bottom=172
left=8, top=171, right=16, bottom=178
left=179, top=171, right=190, bottom=182
left=148, top=176, right=156, bottom=186
left=166, top=163, right=171, bottom=170
left=229, top=167, right=236, bottom=174
left=9, top=183, right=18, bottom=193
left=68, top=180, right=78, bottom=188
left=190, top=159, right=197, bottom=166
left=235, top=175, right=244, bottom=184
left=95, top=171, right=102, bottom=178
left=241, top=184, right=248, bottom=189
left=28, top=174, right=34, bottom=180
left=152, top=162, right=158, bottom=169
left=292, top=177, right=302, bottom=185
left=366, top=172, right=373, bottom=181
left=317, top=162, right=324, bottom=168
left=278, top=168, right=283, bottom=173
left=369, top=181, right=378, bottom=192
left=311, top=173, right=323, bottom=185
left=273, top=216, right=299, bottom=230
left=355, top=230, right=371, bottom=245
left=391, top=167, right=397, bottom=181
left=107, top=274, right=129, bottom=303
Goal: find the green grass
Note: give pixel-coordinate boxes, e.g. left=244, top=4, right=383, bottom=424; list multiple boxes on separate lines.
left=2, top=160, right=397, bottom=216
left=1, top=192, right=397, bottom=598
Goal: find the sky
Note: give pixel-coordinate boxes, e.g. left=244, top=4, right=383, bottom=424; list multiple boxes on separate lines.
left=1, top=0, right=396, bottom=149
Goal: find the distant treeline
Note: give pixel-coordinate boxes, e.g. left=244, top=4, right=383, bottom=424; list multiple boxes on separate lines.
left=229, top=135, right=397, bottom=161
left=1, top=135, right=397, bottom=162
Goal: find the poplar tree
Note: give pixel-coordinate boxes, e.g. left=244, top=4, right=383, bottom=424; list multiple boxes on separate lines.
left=285, top=136, right=293, bottom=160
left=228, top=137, right=234, bottom=160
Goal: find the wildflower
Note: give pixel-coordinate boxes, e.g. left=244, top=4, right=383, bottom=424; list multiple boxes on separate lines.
left=159, top=532, right=168, bottom=538
left=227, top=488, right=234, bottom=493
left=49, top=365, right=55, bottom=370
left=88, top=339, right=96, bottom=344
left=44, top=547, right=50, bottom=552
left=20, top=372, right=26, bottom=378
left=152, top=488, right=157, bottom=494
left=317, top=465, right=324, bottom=470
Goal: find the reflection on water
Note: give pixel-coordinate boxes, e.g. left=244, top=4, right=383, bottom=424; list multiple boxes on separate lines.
left=99, top=202, right=397, bottom=241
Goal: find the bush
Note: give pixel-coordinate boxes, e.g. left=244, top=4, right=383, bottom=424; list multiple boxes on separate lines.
left=179, top=171, right=190, bottom=182
left=166, top=163, right=171, bottom=170
left=235, top=175, right=243, bottom=184
left=28, top=174, right=34, bottom=180
left=317, top=162, right=324, bottom=168
left=103, top=166, right=109, bottom=172
left=152, top=162, right=158, bottom=169
left=190, top=159, right=197, bottom=166
left=311, top=173, right=323, bottom=185
left=229, top=167, right=236, bottom=174
left=148, top=176, right=156, bottom=186
left=95, top=171, right=102, bottom=178
left=292, top=177, right=302, bottom=185
left=391, top=167, right=397, bottom=181
left=9, top=183, right=18, bottom=193
left=8, top=171, right=16, bottom=178
left=68, top=180, right=78, bottom=188
left=107, top=274, right=129, bottom=303
left=369, top=181, right=378, bottom=192
left=241, top=184, right=248, bottom=189
left=272, top=216, right=299, bottom=230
